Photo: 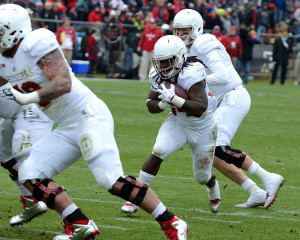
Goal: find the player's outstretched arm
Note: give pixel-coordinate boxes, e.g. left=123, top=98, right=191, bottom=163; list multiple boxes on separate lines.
left=36, top=49, right=72, bottom=103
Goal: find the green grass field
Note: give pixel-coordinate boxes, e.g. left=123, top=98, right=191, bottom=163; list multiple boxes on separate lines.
left=0, top=78, right=299, bottom=240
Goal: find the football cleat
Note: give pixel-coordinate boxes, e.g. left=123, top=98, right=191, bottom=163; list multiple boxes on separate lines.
left=235, top=188, right=266, bottom=208
left=9, top=195, right=47, bottom=227
left=263, top=173, right=285, bottom=209
left=54, top=219, right=99, bottom=240
left=207, top=180, right=221, bottom=213
left=121, top=202, right=139, bottom=215
left=160, top=216, right=188, bottom=240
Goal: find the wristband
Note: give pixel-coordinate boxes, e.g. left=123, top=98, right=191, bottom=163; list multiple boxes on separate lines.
left=170, top=95, right=185, bottom=108
left=12, top=89, right=40, bottom=105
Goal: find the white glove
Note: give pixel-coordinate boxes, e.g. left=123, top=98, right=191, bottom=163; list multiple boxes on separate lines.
left=157, top=84, right=185, bottom=108
left=158, top=100, right=171, bottom=110
left=157, top=84, right=175, bottom=103
left=10, top=88, right=40, bottom=105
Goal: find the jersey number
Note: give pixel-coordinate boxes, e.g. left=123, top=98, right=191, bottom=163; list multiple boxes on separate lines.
left=13, top=81, right=50, bottom=107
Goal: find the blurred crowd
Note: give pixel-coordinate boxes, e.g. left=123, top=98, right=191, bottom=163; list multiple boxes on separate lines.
left=2, top=0, right=300, bottom=81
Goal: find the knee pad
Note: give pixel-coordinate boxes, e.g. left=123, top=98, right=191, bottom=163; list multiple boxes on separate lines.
left=12, top=130, right=32, bottom=159
left=152, top=142, right=168, bottom=159
left=1, top=158, right=18, bottom=181
left=215, top=145, right=246, bottom=168
left=109, top=176, right=148, bottom=206
left=30, top=179, right=66, bottom=209
left=194, top=169, right=212, bottom=185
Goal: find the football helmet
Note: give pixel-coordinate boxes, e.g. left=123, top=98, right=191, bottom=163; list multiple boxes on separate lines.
left=0, top=4, right=32, bottom=54
left=152, top=35, right=187, bottom=79
left=173, top=9, right=203, bottom=45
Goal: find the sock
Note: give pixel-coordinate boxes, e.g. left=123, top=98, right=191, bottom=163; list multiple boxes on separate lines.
left=153, top=205, right=173, bottom=223
left=152, top=202, right=166, bottom=219
left=248, top=162, right=270, bottom=183
left=241, top=179, right=258, bottom=194
left=139, top=170, right=155, bottom=186
left=206, top=180, right=220, bottom=200
left=66, top=208, right=89, bottom=223
left=62, top=203, right=78, bottom=219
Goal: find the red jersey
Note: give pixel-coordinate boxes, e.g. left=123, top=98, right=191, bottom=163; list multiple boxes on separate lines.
left=88, top=11, right=103, bottom=23
left=224, top=35, right=243, bottom=58
left=138, top=27, right=164, bottom=52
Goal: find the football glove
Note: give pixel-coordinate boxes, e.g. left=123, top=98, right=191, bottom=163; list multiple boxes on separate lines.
left=158, top=84, right=185, bottom=108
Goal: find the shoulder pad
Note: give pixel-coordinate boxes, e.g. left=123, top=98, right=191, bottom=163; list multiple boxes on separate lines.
left=183, top=62, right=206, bottom=82
left=22, top=29, right=59, bottom=60
left=193, top=34, right=224, bottom=54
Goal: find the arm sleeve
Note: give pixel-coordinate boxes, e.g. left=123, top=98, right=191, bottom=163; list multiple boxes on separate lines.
left=204, top=49, right=230, bottom=86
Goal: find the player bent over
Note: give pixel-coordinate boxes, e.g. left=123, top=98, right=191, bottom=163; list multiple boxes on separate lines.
left=122, top=35, right=221, bottom=215
left=0, top=98, right=53, bottom=226
left=0, top=4, right=187, bottom=240
left=173, top=9, right=284, bottom=208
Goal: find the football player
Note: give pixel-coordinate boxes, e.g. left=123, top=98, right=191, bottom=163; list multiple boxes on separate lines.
left=0, top=4, right=187, bottom=240
left=0, top=98, right=53, bottom=227
left=122, top=35, right=221, bottom=216
left=172, top=9, right=284, bottom=209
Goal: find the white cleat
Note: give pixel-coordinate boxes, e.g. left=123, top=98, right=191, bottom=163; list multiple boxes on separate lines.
left=263, top=173, right=285, bottom=209
left=54, top=219, right=99, bottom=240
left=9, top=196, right=47, bottom=227
left=207, top=180, right=221, bottom=213
left=121, top=202, right=139, bottom=215
left=160, top=216, right=188, bottom=240
left=235, top=188, right=266, bottom=208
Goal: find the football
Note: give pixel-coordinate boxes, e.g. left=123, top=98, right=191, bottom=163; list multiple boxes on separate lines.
left=161, top=82, right=188, bottom=99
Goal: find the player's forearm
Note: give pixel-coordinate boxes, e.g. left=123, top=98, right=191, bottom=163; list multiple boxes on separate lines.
left=181, top=100, right=207, bottom=118
left=37, top=77, right=71, bottom=103
left=146, top=100, right=165, bottom=113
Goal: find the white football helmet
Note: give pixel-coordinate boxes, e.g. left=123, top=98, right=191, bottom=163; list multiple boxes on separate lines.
left=173, top=9, right=203, bottom=45
left=152, top=35, right=187, bottom=79
left=0, top=4, right=32, bottom=54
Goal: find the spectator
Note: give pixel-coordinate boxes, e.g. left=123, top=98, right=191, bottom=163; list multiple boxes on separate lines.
left=221, top=10, right=232, bottom=34
left=237, top=23, right=260, bottom=84
left=224, top=25, right=243, bottom=68
left=168, top=0, right=184, bottom=20
left=137, top=18, right=163, bottom=81
left=238, top=5, right=247, bottom=25
left=52, top=3, right=65, bottom=32
left=230, top=9, right=240, bottom=31
left=211, top=25, right=226, bottom=46
left=256, top=2, right=270, bottom=43
left=132, top=11, right=145, bottom=31
left=205, top=7, right=223, bottom=31
left=273, top=0, right=287, bottom=25
left=56, top=17, right=76, bottom=66
left=245, top=2, right=257, bottom=29
left=38, top=1, right=56, bottom=32
left=81, top=28, right=93, bottom=60
left=270, top=29, right=293, bottom=85
left=67, top=6, right=78, bottom=21
left=86, top=29, right=100, bottom=78
left=103, top=10, right=123, bottom=78
left=124, top=32, right=141, bottom=79
left=152, top=0, right=170, bottom=23
left=88, top=4, right=104, bottom=23
left=293, top=3, right=300, bottom=37
left=76, top=0, right=89, bottom=21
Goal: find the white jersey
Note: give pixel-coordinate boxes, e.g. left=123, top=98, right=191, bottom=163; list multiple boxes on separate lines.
left=188, top=34, right=243, bottom=97
left=0, top=97, right=22, bottom=119
left=0, top=28, right=97, bottom=124
left=149, top=62, right=216, bottom=129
